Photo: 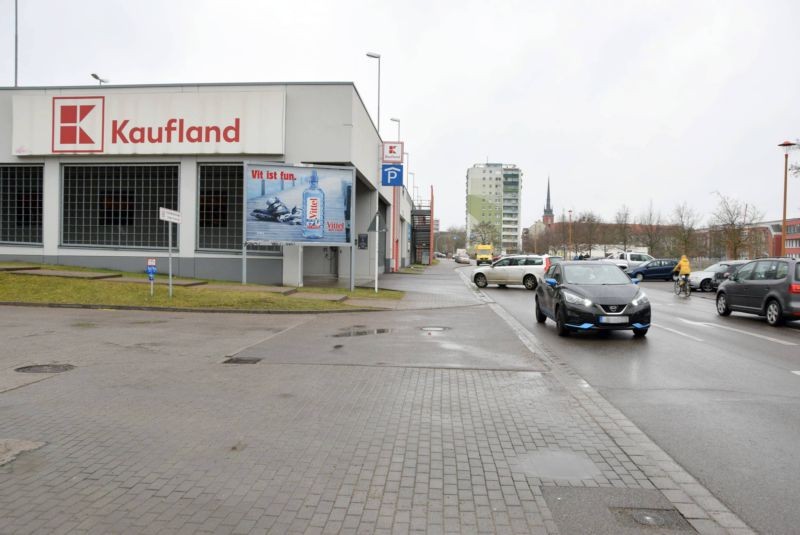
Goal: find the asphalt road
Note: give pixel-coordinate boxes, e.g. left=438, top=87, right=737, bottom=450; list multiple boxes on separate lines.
left=463, top=266, right=800, bottom=535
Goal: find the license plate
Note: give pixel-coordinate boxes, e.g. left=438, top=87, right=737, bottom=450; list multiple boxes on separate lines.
left=599, top=316, right=628, bottom=324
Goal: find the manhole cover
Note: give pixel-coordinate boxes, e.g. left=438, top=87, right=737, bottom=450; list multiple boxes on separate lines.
left=15, top=364, right=75, bottom=374
left=223, top=357, right=262, bottom=364
left=611, top=507, right=691, bottom=530
left=420, top=326, right=450, bottom=332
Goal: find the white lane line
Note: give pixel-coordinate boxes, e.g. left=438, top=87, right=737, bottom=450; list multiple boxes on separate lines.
left=792, top=371, right=800, bottom=376
left=651, top=323, right=704, bottom=342
left=679, top=318, right=797, bottom=346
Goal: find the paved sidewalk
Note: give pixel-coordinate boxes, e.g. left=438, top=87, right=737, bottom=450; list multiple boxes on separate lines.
left=0, top=261, right=753, bottom=534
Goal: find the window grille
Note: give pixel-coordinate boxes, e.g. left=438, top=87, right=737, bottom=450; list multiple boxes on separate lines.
left=0, top=165, right=43, bottom=244
left=62, top=165, right=178, bottom=248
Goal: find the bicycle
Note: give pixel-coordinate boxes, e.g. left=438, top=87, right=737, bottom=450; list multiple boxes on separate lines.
left=673, top=274, right=691, bottom=297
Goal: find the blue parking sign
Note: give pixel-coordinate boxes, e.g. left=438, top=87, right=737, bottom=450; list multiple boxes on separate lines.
left=381, top=164, right=404, bottom=187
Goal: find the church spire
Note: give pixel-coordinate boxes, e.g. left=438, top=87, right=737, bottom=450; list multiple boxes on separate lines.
left=542, top=176, right=554, bottom=226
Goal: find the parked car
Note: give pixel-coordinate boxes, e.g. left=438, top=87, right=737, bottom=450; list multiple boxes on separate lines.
left=472, top=254, right=562, bottom=290
left=535, top=261, right=651, bottom=337
left=454, top=254, right=471, bottom=265
left=627, top=259, right=678, bottom=281
left=689, top=260, right=749, bottom=292
left=716, top=258, right=800, bottom=326
left=605, top=251, right=655, bottom=271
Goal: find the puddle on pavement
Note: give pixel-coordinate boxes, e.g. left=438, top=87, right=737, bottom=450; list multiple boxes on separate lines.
left=332, top=327, right=392, bottom=338
left=15, top=364, right=75, bottom=374
left=512, top=451, right=601, bottom=480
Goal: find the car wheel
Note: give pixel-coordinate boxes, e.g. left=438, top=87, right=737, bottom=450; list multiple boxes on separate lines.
left=555, top=305, right=570, bottom=337
left=524, top=275, right=537, bottom=291
left=700, top=279, right=712, bottom=292
left=716, top=293, right=731, bottom=316
left=633, top=328, right=648, bottom=338
left=635, top=273, right=644, bottom=282
left=535, top=297, right=547, bottom=323
left=765, top=299, right=784, bottom=327
left=474, top=273, right=487, bottom=288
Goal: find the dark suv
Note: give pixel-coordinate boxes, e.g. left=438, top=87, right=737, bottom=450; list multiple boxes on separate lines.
left=715, top=258, right=800, bottom=326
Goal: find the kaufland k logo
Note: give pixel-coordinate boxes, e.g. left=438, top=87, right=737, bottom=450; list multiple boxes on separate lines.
left=52, top=97, right=105, bottom=153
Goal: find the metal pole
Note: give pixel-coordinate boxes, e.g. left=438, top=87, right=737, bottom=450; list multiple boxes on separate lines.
left=376, top=57, right=381, bottom=136
left=375, top=209, right=380, bottom=293
left=14, top=0, right=18, bottom=87
left=350, top=244, right=355, bottom=292
left=242, top=242, right=247, bottom=284
left=150, top=278, right=154, bottom=298
left=168, top=222, right=173, bottom=298
left=782, top=152, right=789, bottom=257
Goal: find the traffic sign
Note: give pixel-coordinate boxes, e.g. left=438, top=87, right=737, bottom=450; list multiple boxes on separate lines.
left=147, top=258, right=157, bottom=267
left=381, top=164, right=404, bottom=186
left=382, top=142, right=404, bottom=163
left=159, top=207, right=181, bottom=224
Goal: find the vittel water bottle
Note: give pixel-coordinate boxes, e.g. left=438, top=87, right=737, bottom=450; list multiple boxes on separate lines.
left=302, top=170, right=325, bottom=239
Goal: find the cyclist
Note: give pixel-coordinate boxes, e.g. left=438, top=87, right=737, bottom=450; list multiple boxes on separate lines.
left=673, top=255, right=691, bottom=291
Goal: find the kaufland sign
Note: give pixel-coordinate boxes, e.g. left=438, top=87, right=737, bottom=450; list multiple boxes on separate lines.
left=12, top=90, right=285, bottom=156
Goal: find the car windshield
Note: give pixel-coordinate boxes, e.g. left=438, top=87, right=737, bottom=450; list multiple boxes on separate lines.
left=705, top=263, right=727, bottom=273
left=563, top=264, right=631, bottom=285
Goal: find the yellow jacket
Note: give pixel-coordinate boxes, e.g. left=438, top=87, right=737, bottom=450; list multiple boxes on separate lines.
left=674, top=256, right=691, bottom=276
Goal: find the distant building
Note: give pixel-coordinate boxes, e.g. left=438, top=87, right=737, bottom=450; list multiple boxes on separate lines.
left=466, top=163, right=522, bottom=252
left=542, top=177, right=554, bottom=227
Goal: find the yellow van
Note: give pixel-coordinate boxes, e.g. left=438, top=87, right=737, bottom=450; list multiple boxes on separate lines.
left=475, top=244, right=493, bottom=265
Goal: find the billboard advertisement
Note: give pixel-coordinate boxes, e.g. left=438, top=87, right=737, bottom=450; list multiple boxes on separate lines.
left=245, top=163, right=354, bottom=246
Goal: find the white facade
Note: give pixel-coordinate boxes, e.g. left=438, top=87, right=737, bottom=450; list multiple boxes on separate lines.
left=465, top=163, right=522, bottom=252
left=0, top=83, right=412, bottom=286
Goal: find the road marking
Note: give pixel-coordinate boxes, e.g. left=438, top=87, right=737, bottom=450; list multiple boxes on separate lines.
left=793, top=371, right=800, bottom=376
left=679, top=318, right=797, bottom=346
left=651, top=323, right=704, bottom=342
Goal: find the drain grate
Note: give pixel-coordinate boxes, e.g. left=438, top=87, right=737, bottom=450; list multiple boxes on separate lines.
left=420, top=326, right=449, bottom=332
left=15, top=364, right=75, bottom=374
left=223, top=357, right=262, bottom=364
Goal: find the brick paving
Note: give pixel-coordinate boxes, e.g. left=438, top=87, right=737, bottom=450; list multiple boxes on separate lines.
left=0, top=262, right=754, bottom=534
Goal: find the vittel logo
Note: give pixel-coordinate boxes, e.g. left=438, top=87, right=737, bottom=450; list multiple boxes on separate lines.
left=52, top=97, right=105, bottom=153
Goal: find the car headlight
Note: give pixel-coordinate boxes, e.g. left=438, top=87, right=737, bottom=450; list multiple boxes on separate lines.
left=631, top=291, right=649, bottom=306
left=563, top=291, right=592, bottom=307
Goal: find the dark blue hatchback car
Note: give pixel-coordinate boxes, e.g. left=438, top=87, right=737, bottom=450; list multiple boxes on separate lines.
left=627, top=259, right=678, bottom=281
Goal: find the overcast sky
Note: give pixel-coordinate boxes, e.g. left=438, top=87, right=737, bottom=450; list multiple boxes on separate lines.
left=2, top=0, right=799, bottom=230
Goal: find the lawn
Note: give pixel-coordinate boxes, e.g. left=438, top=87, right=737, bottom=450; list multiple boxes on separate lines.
left=0, top=262, right=403, bottom=312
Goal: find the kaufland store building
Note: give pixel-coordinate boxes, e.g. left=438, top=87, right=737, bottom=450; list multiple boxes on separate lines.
left=0, top=83, right=412, bottom=285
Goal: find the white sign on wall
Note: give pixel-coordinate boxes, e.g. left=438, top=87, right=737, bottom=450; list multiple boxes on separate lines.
left=12, top=90, right=286, bottom=156
left=382, top=142, right=404, bottom=163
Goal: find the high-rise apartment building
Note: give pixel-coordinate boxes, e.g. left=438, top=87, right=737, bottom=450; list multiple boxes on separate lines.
left=466, top=163, right=522, bottom=253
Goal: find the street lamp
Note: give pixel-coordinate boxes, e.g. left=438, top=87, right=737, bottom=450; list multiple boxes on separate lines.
left=390, top=117, right=400, bottom=141
left=779, top=141, right=797, bottom=256
left=365, top=52, right=381, bottom=135
left=91, top=73, right=108, bottom=85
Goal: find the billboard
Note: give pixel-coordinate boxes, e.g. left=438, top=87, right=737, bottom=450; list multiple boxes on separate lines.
left=245, top=163, right=354, bottom=246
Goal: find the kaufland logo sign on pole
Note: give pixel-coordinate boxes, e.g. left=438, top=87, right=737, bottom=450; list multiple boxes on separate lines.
left=14, top=90, right=285, bottom=156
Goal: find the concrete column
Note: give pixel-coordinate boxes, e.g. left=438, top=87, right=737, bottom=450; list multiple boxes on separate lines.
left=42, top=158, right=60, bottom=258
left=282, top=245, right=303, bottom=287
left=178, top=158, right=197, bottom=257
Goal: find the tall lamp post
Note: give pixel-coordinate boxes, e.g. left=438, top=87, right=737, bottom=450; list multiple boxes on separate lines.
left=366, top=52, right=381, bottom=134
left=779, top=141, right=797, bottom=256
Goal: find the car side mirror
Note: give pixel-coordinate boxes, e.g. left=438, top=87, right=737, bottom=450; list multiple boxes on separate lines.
left=545, top=278, right=558, bottom=287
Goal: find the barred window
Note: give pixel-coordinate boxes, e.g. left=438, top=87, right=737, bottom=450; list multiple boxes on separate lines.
left=62, top=165, right=178, bottom=248
left=0, top=165, right=43, bottom=244
left=198, top=164, right=243, bottom=250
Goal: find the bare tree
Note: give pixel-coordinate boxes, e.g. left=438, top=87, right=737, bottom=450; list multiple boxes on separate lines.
left=709, top=193, right=763, bottom=259
left=436, top=226, right=466, bottom=255
left=574, top=211, right=603, bottom=258
left=472, top=221, right=498, bottom=246
left=614, top=205, right=632, bottom=252
left=671, top=202, right=700, bottom=257
left=636, top=201, right=663, bottom=256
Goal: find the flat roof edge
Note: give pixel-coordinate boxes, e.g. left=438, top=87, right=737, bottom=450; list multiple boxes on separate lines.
left=0, top=81, right=357, bottom=91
